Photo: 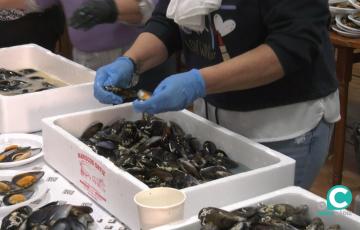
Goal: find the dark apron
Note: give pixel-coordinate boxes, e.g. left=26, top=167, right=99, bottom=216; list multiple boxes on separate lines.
left=0, top=6, right=65, bottom=51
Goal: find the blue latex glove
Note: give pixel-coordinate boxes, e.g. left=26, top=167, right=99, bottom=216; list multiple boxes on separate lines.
left=133, top=69, right=206, bottom=114
left=94, top=56, right=134, bottom=104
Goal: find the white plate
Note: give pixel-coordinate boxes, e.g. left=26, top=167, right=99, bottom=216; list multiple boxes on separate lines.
left=0, top=133, right=43, bottom=168
left=329, top=0, right=360, bottom=15
left=332, top=24, right=360, bottom=37
left=0, top=170, right=49, bottom=217
left=348, top=0, right=360, bottom=9
left=335, top=14, right=360, bottom=33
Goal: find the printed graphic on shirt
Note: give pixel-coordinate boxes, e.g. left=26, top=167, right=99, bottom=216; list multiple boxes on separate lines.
left=0, top=9, right=25, bottom=21
left=213, top=14, right=236, bottom=61
left=182, top=13, right=236, bottom=62
left=182, top=17, right=217, bottom=61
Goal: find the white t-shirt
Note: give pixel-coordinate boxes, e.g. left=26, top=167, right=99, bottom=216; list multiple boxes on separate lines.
left=193, top=90, right=340, bottom=143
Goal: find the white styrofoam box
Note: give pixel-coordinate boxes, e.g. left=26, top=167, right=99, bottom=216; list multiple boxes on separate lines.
left=42, top=104, right=295, bottom=229
left=0, top=44, right=105, bottom=133
left=154, top=186, right=360, bottom=230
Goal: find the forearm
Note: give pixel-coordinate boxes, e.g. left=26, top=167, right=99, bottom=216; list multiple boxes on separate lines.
left=124, top=32, right=169, bottom=73
left=118, top=14, right=142, bottom=24
left=115, top=0, right=140, bottom=15
left=200, top=44, right=284, bottom=94
left=115, top=0, right=153, bottom=24
left=0, top=0, right=27, bottom=9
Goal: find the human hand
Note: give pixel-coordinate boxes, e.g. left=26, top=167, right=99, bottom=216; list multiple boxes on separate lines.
left=94, top=56, right=135, bottom=104
left=133, top=69, right=206, bottom=114
left=69, top=0, right=118, bottom=30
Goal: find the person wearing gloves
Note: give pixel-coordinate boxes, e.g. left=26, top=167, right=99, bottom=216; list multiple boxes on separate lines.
left=1, top=0, right=175, bottom=91
left=93, top=0, right=340, bottom=189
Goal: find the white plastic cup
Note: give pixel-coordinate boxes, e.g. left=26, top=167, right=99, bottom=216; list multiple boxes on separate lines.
left=134, top=187, right=186, bottom=230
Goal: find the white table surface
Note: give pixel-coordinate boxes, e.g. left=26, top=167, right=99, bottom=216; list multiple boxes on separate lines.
left=0, top=132, right=130, bottom=230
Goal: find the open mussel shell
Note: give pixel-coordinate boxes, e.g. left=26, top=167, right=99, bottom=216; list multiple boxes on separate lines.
left=0, top=146, right=41, bottom=163
left=9, top=147, right=41, bottom=162
left=0, top=145, right=23, bottom=162
left=2, top=189, right=34, bottom=206
left=12, top=171, right=44, bottom=189
left=0, top=180, right=20, bottom=196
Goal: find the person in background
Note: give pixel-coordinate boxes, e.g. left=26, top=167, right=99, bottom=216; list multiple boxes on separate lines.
left=93, top=0, right=340, bottom=189
left=0, top=5, right=65, bottom=51
left=0, top=0, right=175, bottom=92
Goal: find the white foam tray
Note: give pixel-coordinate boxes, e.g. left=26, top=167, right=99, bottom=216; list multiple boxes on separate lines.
left=0, top=44, right=105, bottom=133
left=154, top=186, right=360, bottom=230
left=42, top=104, right=295, bottom=229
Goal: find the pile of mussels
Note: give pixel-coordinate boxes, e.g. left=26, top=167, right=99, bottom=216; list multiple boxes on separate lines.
left=80, top=114, right=239, bottom=189
left=0, top=171, right=44, bottom=207
left=198, top=204, right=341, bottom=230
left=1, top=202, right=94, bottom=230
left=0, top=68, right=56, bottom=95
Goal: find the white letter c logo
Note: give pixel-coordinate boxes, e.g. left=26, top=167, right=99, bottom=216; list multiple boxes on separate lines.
left=329, top=187, right=349, bottom=209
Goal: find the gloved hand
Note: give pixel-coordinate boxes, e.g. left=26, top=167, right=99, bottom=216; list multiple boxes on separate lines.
left=94, top=56, right=135, bottom=104
left=133, top=69, right=206, bottom=114
left=69, top=0, right=118, bottom=30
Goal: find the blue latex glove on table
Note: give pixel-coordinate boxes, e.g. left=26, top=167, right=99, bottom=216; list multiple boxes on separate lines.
left=94, top=56, right=134, bottom=104
left=133, top=69, right=206, bottom=114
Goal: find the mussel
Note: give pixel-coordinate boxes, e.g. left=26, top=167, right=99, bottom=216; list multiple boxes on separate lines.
left=286, top=214, right=311, bottom=228
left=12, top=171, right=44, bottom=189
left=26, top=203, right=73, bottom=228
left=306, top=217, right=325, bottom=230
left=26, top=202, right=94, bottom=229
left=80, top=122, right=103, bottom=141
left=200, top=166, right=233, bottom=180
left=137, top=89, right=152, bottom=101
left=231, top=206, right=258, bottom=219
left=198, top=207, right=246, bottom=229
left=104, top=85, right=137, bottom=99
left=0, top=206, right=32, bottom=230
left=18, top=68, right=37, bottom=75
left=2, top=189, right=34, bottom=206
left=203, top=141, right=217, bottom=155
left=0, top=181, right=20, bottom=196
left=28, top=76, right=44, bottom=80
left=0, top=68, right=22, bottom=78
left=0, top=145, right=42, bottom=163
